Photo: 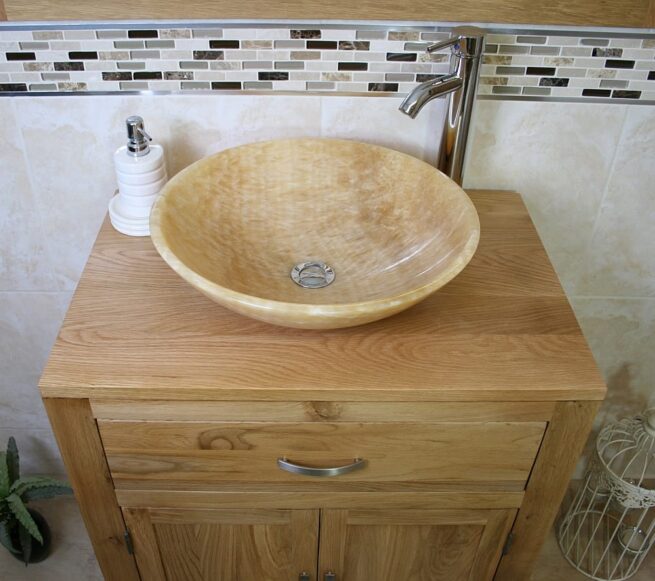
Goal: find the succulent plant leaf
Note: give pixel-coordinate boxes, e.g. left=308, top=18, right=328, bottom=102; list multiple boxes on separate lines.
left=0, top=521, right=20, bottom=555
left=10, top=476, right=70, bottom=496
left=6, top=438, right=19, bottom=485
left=18, top=522, right=32, bottom=565
left=0, top=452, right=8, bottom=498
left=23, top=485, right=72, bottom=502
left=6, top=494, right=42, bottom=544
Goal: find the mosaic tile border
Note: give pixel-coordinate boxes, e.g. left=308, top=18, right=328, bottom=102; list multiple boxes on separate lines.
left=0, top=24, right=653, bottom=102
left=478, top=33, right=655, bottom=100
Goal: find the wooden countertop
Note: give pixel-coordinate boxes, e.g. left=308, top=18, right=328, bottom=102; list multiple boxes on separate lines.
left=40, top=190, right=606, bottom=402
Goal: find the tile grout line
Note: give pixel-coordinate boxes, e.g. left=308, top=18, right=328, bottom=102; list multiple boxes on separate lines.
left=566, top=103, right=630, bottom=299
left=585, top=104, right=630, bottom=247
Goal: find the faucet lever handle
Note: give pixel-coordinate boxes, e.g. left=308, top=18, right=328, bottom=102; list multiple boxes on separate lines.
left=426, top=36, right=462, bottom=53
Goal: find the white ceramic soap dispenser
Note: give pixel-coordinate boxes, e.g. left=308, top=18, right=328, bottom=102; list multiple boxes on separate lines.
left=108, top=116, right=167, bottom=236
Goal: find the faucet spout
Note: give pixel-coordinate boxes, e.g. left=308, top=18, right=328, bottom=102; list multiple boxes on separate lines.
left=396, top=26, right=485, bottom=184
left=398, top=74, right=463, bottom=119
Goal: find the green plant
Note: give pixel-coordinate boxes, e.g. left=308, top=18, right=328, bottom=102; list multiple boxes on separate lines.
left=0, top=437, right=71, bottom=565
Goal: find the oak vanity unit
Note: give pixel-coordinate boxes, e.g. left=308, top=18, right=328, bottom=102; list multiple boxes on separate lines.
left=40, top=190, right=605, bottom=581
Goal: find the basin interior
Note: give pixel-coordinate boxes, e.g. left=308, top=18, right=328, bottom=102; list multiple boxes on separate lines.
left=157, top=138, right=478, bottom=305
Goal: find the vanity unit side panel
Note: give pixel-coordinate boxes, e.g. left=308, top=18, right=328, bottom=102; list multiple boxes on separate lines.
left=43, top=398, right=140, bottom=581
left=494, top=400, right=600, bottom=580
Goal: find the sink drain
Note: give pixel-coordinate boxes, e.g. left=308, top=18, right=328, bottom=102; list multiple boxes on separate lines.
left=291, top=261, right=335, bottom=289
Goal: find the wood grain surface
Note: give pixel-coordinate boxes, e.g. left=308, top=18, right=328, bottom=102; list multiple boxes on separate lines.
left=115, top=490, right=525, bottom=510
left=318, top=508, right=515, bottom=581
left=99, top=420, right=545, bottom=488
left=122, top=509, right=167, bottom=581
left=39, top=191, right=606, bottom=403
left=124, top=508, right=318, bottom=581
left=43, top=399, right=140, bottom=581
left=495, top=400, right=601, bottom=580
left=91, top=400, right=555, bottom=422
left=4, top=0, right=652, bottom=28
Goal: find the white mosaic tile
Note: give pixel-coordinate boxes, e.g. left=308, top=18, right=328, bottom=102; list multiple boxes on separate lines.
left=322, top=51, right=355, bottom=61
left=148, top=80, right=184, bottom=90
left=547, top=36, right=580, bottom=46
left=47, top=41, right=81, bottom=50
left=622, top=48, right=655, bottom=59
left=159, top=50, right=191, bottom=60
left=569, top=77, right=603, bottom=88
left=1, top=31, right=33, bottom=40
left=252, top=28, right=289, bottom=40
left=0, top=62, right=23, bottom=72
left=63, top=29, right=96, bottom=40
left=273, top=80, right=305, bottom=90
left=335, top=82, right=369, bottom=92
left=290, top=71, right=321, bottom=81
left=324, top=29, right=357, bottom=41
left=224, top=70, right=258, bottom=80
left=609, top=38, right=642, bottom=48
left=305, top=61, right=337, bottom=71
left=616, top=69, right=650, bottom=80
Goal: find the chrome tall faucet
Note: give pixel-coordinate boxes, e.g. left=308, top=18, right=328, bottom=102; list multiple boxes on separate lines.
left=399, top=26, right=485, bottom=185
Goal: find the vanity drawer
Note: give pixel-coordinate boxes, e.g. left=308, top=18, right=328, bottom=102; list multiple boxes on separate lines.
left=99, top=420, right=546, bottom=491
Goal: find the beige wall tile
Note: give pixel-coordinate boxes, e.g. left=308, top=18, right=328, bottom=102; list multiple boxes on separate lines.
left=0, top=99, right=55, bottom=291
left=0, top=292, right=72, bottom=428
left=575, top=106, right=655, bottom=297
left=11, top=93, right=434, bottom=291
left=571, top=297, right=655, bottom=425
left=0, top=292, right=71, bottom=381
left=151, top=94, right=323, bottom=176
left=464, top=100, right=627, bottom=295
left=569, top=297, right=655, bottom=476
left=13, top=96, right=138, bottom=291
left=320, top=95, right=444, bottom=163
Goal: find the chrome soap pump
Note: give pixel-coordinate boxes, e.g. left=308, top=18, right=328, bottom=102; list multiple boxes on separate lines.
left=108, top=116, right=168, bottom=237
left=125, top=115, right=152, bottom=156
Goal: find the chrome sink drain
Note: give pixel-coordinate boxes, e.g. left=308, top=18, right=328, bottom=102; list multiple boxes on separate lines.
left=291, top=261, right=335, bottom=289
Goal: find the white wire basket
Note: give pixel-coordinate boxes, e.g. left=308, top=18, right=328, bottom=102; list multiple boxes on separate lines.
left=558, top=408, right=655, bottom=580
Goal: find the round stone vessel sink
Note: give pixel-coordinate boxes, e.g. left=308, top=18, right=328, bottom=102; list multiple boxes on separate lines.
left=150, top=138, right=480, bottom=329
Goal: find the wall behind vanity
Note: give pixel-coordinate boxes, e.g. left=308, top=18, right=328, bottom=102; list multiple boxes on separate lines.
left=1, top=20, right=654, bottom=476
left=465, top=100, right=655, bottom=435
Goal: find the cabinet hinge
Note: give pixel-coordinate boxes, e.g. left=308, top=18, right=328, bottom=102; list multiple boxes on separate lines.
left=124, top=529, right=134, bottom=555
left=502, top=532, right=514, bottom=556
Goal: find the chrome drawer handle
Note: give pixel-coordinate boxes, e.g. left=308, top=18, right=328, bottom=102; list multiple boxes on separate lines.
left=277, top=457, right=366, bottom=477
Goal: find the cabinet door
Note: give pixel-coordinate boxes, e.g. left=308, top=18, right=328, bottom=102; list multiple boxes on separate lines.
left=318, top=508, right=515, bottom=581
left=123, top=508, right=318, bottom=581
